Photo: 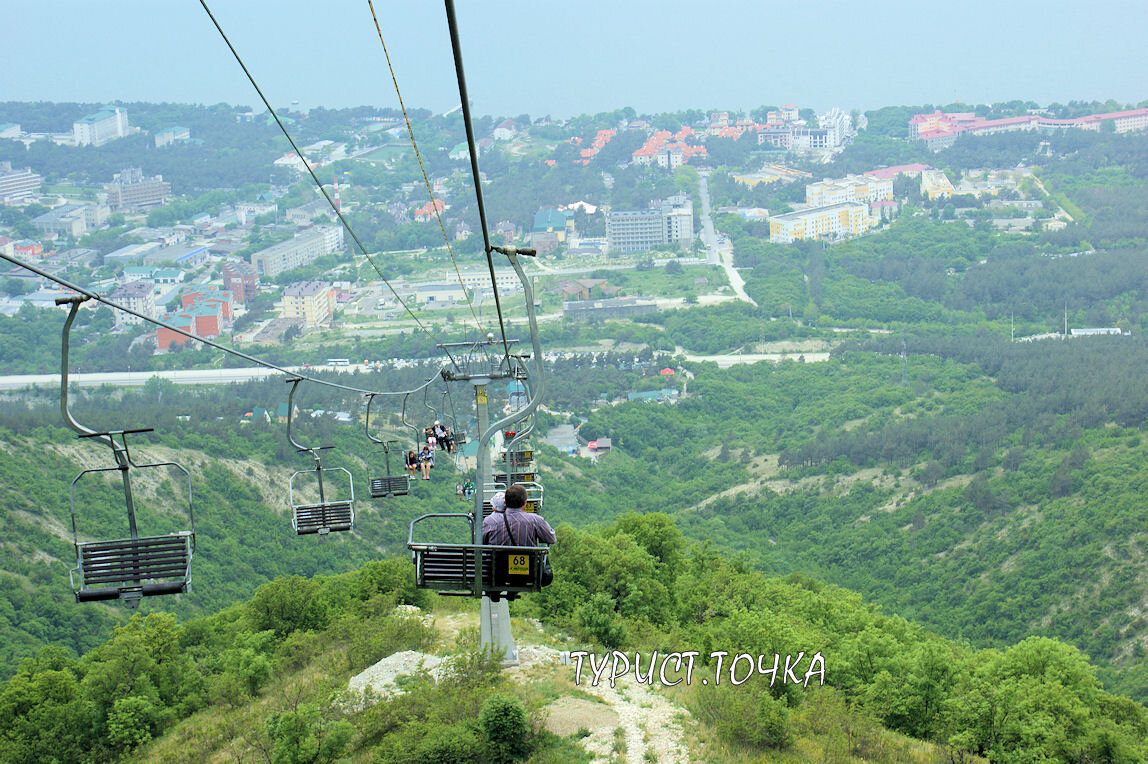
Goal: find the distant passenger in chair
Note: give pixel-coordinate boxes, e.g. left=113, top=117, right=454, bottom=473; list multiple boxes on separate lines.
left=482, top=484, right=555, bottom=546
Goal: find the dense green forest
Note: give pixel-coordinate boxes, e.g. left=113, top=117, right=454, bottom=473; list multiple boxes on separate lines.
left=4, top=99, right=1148, bottom=760
left=4, top=515, right=1148, bottom=762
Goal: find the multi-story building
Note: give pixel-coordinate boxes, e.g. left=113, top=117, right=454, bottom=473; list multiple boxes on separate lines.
left=909, top=108, right=1148, bottom=150
left=0, top=161, right=43, bottom=204
left=920, top=170, right=956, bottom=200
left=250, top=226, right=344, bottom=278
left=605, top=194, right=694, bottom=255
left=180, top=285, right=232, bottom=319
left=530, top=208, right=574, bottom=255
left=109, top=280, right=157, bottom=328
left=73, top=108, right=130, bottom=147
left=281, top=281, right=335, bottom=327
left=806, top=175, right=893, bottom=207
left=769, top=202, right=870, bottom=243
left=31, top=203, right=110, bottom=238
left=221, top=261, right=259, bottom=304
left=157, top=302, right=225, bottom=350
left=104, top=168, right=171, bottom=212
left=818, top=107, right=855, bottom=148
left=154, top=126, right=190, bottom=148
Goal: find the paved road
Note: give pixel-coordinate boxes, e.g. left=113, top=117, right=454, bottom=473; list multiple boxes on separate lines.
left=0, top=365, right=349, bottom=391
left=698, top=172, right=757, bottom=306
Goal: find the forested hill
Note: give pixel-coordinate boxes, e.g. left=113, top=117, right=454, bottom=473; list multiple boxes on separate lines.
left=3, top=515, right=1148, bottom=762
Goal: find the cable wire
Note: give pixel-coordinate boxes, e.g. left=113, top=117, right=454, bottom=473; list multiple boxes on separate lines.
left=443, top=0, right=512, bottom=368
left=196, top=0, right=454, bottom=365
left=367, top=0, right=484, bottom=337
left=0, top=251, right=445, bottom=398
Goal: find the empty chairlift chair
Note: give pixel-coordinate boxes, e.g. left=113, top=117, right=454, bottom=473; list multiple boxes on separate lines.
left=56, top=296, right=195, bottom=607
left=364, top=393, right=411, bottom=498
left=285, top=378, right=354, bottom=535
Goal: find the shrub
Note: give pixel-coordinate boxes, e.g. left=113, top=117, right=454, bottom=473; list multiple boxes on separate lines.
left=479, top=693, right=530, bottom=762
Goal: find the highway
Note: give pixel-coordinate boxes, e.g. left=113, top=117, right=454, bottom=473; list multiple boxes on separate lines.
left=0, top=365, right=344, bottom=391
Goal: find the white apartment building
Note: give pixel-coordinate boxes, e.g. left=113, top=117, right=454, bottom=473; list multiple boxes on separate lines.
left=251, top=226, right=344, bottom=278
left=0, top=162, right=42, bottom=204
left=110, top=280, right=157, bottom=328
left=73, top=108, right=130, bottom=147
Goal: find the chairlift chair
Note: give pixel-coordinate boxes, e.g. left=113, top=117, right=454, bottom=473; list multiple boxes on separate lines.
left=285, top=378, right=354, bottom=535
left=364, top=393, right=411, bottom=498
left=58, top=297, right=195, bottom=607
left=408, top=513, right=549, bottom=598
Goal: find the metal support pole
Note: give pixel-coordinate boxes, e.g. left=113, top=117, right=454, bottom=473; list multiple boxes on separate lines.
left=473, top=377, right=516, bottom=663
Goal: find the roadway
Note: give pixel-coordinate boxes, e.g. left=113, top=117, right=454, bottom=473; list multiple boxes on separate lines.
left=698, top=171, right=757, bottom=306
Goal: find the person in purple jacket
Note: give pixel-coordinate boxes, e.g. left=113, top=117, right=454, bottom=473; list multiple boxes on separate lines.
left=482, top=484, right=555, bottom=547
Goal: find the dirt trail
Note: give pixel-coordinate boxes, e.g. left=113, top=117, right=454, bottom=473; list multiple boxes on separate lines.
left=346, top=610, right=692, bottom=762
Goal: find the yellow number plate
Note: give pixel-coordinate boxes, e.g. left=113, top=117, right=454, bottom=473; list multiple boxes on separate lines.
left=476, top=390, right=487, bottom=404
left=507, top=554, right=530, bottom=576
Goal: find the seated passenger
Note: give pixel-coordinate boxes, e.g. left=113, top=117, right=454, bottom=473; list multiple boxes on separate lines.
left=418, top=445, right=434, bottom=479
left=433, top=421, right=453, bottom=453
left=404, top=449, right=420, bottom=477
left=424, top=426, right=437, bottom=450
left=482, top=484, right=555, bottom=547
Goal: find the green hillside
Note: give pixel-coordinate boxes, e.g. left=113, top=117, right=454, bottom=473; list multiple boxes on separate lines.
left=4, top=515, right=1147, bottom=763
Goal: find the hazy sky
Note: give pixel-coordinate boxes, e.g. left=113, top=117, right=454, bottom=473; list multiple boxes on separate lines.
left=2, top=1, right=1145, bottom=119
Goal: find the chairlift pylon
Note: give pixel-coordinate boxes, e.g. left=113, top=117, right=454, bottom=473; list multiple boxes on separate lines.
left=58, top=296, right=195, bottom=607
left=407, top=247, right=552, bottom=604
left=285, top=378, right=354, bottom=535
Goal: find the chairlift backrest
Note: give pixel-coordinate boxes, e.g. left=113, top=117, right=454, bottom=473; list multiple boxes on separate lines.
left=285, top=377, right=355, bottom=534
left=58, top=297, right=195, bottom=606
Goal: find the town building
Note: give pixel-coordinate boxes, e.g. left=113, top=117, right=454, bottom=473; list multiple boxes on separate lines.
left=109, top=280, right=157, bottom=328
left=281, top=281, right=335, bottom=327
left=143, top=243, right=210, bottom=267
left=180, top=285, right=232, bottom=320
left=492, top=119, right=517, bottom=141
left=605, top=193, right=694, bottom=254
left=286, top=199, right=336, bottom=225
left=530, top=208, right=574, bottom=254
left=769, top=202, right=870, bottom=243
left=221, top=261, right=259, bottom=304
left=73, top=108, right=130, bottom=147
left=864, top=163, right=932, bottom=181
left=104, top=168, right=171, bottom=212
left=411, top=282, right=467, bottom=308
left=562, top=296, right=659, bottom=321
left=806, top=175, right=893, bottom=207
left=13, top=240, right=43, bottom=258
left=156, top=301, right=226, bottom=351
left=251, top=226, right=344, bottom=278
left=31, top=203, right=109, bottom=238
left=154, top=126, right=191, bottom=148
left=413, top=199, right=446, bottom=222
left=920, top=170, right=956, bottom=200
left=0, top=162, right=43, bottom=204
left=908, top=108, right=1148, bottom=150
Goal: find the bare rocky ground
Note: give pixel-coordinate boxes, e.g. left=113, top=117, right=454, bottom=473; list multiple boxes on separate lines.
left=347, top=608, right=692, bottom=762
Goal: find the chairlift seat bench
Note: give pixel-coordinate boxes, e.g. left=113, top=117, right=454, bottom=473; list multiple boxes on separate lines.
left=410, top=542, right=547, bottom=596
left=293, top=501, right=353, bottom=535
left=369, top=475, right=411, bottom=498
left=72, top=532, right=193, bottom=603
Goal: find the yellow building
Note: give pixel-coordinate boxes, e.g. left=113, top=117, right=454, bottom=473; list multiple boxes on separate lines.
left=769, top=202, right=870, bottom=243
left=806, top=175, right=893, bottom=207
left=920, top=170, right=955, bottom=200
left=281, top=281, right=336, bottom=327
